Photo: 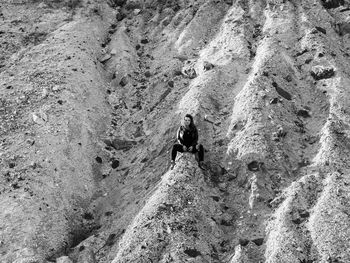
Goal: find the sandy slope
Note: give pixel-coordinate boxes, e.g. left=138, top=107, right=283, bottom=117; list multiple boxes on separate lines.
left=1, top=0, right=350, bottom=262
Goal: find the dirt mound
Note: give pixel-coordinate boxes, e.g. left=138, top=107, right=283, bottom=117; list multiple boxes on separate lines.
left=1, top=0, right=350, bottom=262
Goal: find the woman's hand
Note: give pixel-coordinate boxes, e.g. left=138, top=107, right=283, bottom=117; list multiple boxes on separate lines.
left=188, top=146, right=193, bottom=152
left=183, top=145, right=187, bottom=151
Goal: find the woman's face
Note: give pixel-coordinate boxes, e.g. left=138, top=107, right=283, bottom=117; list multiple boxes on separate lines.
left=184, top=117, right=191, bottom=127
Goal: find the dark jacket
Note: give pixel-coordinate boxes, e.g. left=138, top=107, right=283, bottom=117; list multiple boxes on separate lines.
left=177, top=125, right=198, bottom=147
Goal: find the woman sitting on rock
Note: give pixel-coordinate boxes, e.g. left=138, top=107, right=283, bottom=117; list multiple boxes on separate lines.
left=170, top=114, right=204, bottom=169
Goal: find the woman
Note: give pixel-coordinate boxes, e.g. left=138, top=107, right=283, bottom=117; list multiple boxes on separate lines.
left=170, top=114, right=204, bottom=169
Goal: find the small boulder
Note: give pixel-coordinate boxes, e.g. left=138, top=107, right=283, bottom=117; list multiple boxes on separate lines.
left=38, top=2, right=48, bottom=8
left=292, top=217, right=303, bottom=224
left=203, top=61, right=214, bottom=71
left=337, top=22, right=350, bottom=36
left=313, top=26, right=327, bottom=34
left=299, top=210, right=310, bottom=218
left=273, top=82, right=292, bottom=100
left=183, top=67, right=197, bottom=79
left=113, top=0, right=126, bottom=7
left=119, top=76, right=128, bottom=86
left=125, top=0, right=142, bottom=10
left=133, top=9, right=141, bottom=15
left=105, top=138, right=136, bottom=151
left=116, top=11, right=126, bottom=21
left=270, top=98, right=279, bottom=104
left=173, top=70, right=182, bottom=76
left=99, top=54, right=111, bottom=63
left=26, top=139, right=35, bottom=145
left=57, top=256, right=73, bottom=263
left=184, top=248, right=201, bottom=258
left=321, top=0, right=344, bottom=9
left=310, top=66, right=335, bottom=80
left=168, top=80, right=174, bottom=87
left=77, top=246, right=96, bottom=263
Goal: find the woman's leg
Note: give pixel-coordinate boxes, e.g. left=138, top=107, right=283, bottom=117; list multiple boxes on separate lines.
left=171, top=144, right=184, bottom=161
left=197, top=144, right=204, bottom=162
left=192, top=144, right=204, bottom=162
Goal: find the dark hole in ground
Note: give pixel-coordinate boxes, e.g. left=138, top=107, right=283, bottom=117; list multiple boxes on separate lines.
left=251, top=238, right=264, bottom=246
left=247, top=161, right=260, bottom=171
left=297, top=109, right=311, bottom=118
left=300, top=211, right=310, bottom=218
left=70, top=229, right=93, bottom=249
left=221, top=219, right=234, bottom=226
left=111, top=159, right=120, bottom=169
left=239, top=238, right=249, bottom=246
left=295, top=49, right=308, bottom=56
left=270, top=98, right=279, bottom=104
left=105, top=233, right=117, bottom=246
left=292, top=217, right=303, bottom=224
left=141, top=157, right=148, bottom=163
left=305, top=58, right=312, bottom=64
left=184, top=248, right=201, bottom=257
left=211, top=196, right=220, bottom=202
left=12, top=183, right=20, bottom=189
left=315, top=26, right=326, bottom=34
left=95, top=156, right=102, bottom=163
left=83, top=212, right=94, bottom=220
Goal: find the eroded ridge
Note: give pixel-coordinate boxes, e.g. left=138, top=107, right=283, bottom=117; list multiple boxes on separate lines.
left=1, top=0, right=350, bottom=262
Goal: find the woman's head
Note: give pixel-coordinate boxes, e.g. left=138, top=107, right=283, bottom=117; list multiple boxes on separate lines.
left=183, top=114, right=195, bottom=129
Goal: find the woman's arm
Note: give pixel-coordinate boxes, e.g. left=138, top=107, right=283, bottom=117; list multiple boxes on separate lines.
left=176, top=126, right=182, bottom=144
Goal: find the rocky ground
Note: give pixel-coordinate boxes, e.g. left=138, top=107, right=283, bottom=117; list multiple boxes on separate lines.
left=1, top=0, right=350, bottom=262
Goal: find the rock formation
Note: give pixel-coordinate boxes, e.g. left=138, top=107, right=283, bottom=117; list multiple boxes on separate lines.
left=0, top=0, right=350, bottom=262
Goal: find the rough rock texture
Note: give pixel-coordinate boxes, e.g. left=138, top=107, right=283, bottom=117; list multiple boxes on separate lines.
left=1, top=0, right=350, bottom=262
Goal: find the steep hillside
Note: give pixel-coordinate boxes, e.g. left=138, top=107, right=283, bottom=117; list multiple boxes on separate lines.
left=1, top=0, right=350, bottom=262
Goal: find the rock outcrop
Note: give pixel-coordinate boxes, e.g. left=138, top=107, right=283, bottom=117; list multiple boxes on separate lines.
left=1, top=0, right=350, bottom=262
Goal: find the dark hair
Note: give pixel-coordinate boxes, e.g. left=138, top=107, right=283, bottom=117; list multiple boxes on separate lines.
left=184, top=114, right=196, bottom=130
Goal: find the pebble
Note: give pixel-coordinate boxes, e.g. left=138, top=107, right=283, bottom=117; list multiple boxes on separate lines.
left=26, top=139, right=35, bottom=145
left=168, top=80, right=174, bottom=87
left=133, top=9, right=141, bottom=15
left=42, top=88, right=49, bottom=98
left=52, top=85, right=60, bottom=92
left=145, top=71, right=151, bottom=78
left=32, top=112, right=48, bottom=125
